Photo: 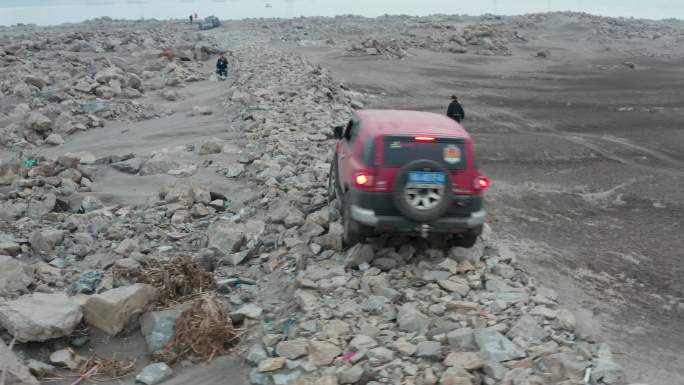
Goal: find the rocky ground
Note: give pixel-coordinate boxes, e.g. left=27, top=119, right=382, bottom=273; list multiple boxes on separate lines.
left=1, top=12, right=683, bottom=385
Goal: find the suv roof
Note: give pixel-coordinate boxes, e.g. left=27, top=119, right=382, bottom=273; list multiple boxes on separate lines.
left=355, top=110, right=470, bottom=139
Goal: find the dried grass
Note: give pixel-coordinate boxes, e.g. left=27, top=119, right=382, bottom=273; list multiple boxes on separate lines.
left=114, top=256, right=215, bottom=309
left=76, top=353, right=135, bottom=383
left=154, top=294, right=239, bottom=364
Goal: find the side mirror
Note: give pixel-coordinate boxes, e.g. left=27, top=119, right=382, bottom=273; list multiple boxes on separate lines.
left=333, top=125, right=344, bottom=139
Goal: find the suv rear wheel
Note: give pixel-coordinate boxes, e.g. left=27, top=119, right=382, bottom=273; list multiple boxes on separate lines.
left=328, top=155, right=340, bottom=204
left=392, top=159, right=454, bottom=222
left=342, top=191, right=371, bottom=247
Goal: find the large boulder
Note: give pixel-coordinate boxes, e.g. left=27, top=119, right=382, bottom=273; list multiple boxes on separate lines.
left=83, top=284, right=157, bottom=336
left=0, top=338, right=40, bottom=385
left=0, top=255, right=34, bottom=296
left=0, top=292, right=83, bottom=342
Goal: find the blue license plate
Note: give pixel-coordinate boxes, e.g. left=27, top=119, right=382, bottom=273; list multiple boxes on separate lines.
left=408, top=171, right=445, bottom=185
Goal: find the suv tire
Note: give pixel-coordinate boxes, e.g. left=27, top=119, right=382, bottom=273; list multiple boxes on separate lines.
left=328, top=155, right=340, bottom=204
left=392, top=159, right=454, bottom=222
left=342, top=191, right=370, bottom=247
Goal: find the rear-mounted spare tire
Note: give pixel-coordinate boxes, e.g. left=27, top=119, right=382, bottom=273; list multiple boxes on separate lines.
left=392, top=159, right=453, bottom=222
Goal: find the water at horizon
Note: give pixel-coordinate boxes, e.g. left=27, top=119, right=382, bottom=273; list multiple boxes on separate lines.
left=1, top=0, right=683, bottom=26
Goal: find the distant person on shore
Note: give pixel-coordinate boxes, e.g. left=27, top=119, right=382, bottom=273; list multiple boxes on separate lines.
left=446, top=95, right=465, bottom=123
left=190, top=14, right=193, bottom=24
left=216, top=53, right=228, bottom=78
left=194, top=13, right=198, bottom=21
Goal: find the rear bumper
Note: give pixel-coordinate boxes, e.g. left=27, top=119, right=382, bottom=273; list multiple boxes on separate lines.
left=351, top=204, right=486, bottom=232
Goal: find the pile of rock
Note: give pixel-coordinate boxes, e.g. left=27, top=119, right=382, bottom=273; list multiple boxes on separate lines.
left=348, top=38, right=411, bottom=59
left=217, top=43, right=631, bottom=385
left=0, top=20, right=223, bottom=149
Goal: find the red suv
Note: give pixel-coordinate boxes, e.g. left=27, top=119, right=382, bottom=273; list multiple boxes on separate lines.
left=329, top=110, right=489, bottom=247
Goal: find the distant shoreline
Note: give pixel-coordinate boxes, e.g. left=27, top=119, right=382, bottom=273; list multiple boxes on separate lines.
left=1, top=0, right=683, bottom=27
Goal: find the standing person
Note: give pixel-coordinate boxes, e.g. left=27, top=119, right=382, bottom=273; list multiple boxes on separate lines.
left=189, top=14, right=193, bottom=24
left=216, top=53, right=228, bottom=78
left=446, top=95, right=465, bottom=123
left=194, top=12, right=198, bottom=21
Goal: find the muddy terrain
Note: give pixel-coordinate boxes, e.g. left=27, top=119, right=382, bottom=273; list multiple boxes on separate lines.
left=1, top=12, right=682, bottom=385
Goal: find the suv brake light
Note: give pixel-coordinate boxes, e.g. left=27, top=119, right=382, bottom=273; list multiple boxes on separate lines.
left=475, top=176, right=490, bottom=190
left=354, top=173, right=374, bottom=188
left=415, top=136, right=435, bottom=142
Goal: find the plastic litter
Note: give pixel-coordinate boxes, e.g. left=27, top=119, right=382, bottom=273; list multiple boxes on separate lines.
left=24, top=159, right=38, bottom=168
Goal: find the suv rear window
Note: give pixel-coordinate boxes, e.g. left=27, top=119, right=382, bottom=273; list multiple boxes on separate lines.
left=383, top=136, right=466, bottom=169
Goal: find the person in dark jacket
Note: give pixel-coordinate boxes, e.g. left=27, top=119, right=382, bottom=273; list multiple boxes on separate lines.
left=216, top=53, right=228, bottom=78
left=446, top=95, right=465, bottom=123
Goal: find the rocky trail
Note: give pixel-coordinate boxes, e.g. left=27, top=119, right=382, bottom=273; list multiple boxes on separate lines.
left=2, top=12, right=682, bottom=385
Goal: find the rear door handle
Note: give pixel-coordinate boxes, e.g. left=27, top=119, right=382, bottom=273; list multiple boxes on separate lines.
left=340, top=154, right=346, bottom=159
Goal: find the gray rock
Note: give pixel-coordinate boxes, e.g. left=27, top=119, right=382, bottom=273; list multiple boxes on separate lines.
left=444, top=351, right=483, bottom=371
left=0, top=241, right=21, bottom=256
left=27, top=359, right=57, bottom=377
left=367, top=347, right=394, bottom=366
left=416, top=341, right=443, bottom=360
left=0, top=255, right=34, bottom=295
left=397, top=303, right=430, bottom=334
left=344, top=243, right=374, bottom=269
left=349, top=335, right=378, bottom=351
left=0, top=292, right=83, bottom=342
left=447, top=328, right=476, bottom=350
left=308, top=340, right=341, bottom=367
left=207, top=221, right=246, bottom=255
left=140, top=307, right=184, bottom=353
left=225, top=163, right=245, bottom=178
left=315, top=222, right=344, bottom=251
left=49, top=349, right=82, bottom=370
left=136, top=363, right=173, bottom=385
left=247, top=343, right=269, bottom=365
left=84, top=283, right=157, bottom=336
left=555, top=309, right=577, bottom=331
left=81, top=196, right=104, bottom=212
left=111, top=158, right=145, bottom=174
left=276, top=339, right=309, bottom=359
left=507, top=315, right=547, bottom=343
left=338, top=365, right=364, bottom=384
left=29, top=229, right=64, bottom=255
left=234, top=303, right=263, bottom=319
left=45, top=134, right=65, bottom=145
left=272, top=371, right=302, bottom=385
left=26, top=113, right=52, bottom=132
left=474, top=329, right=526, bottom=362
left=448, top=244, right=483, bottom=263
left=438, top=278, right=470, bottom=296
left=0, top=338, right=40, bottom=385
left=422, top=270, right=450, bottom=282
left=192, top=106, right=213, bottom=116
left=249, top=368, right=268, bottom=385
left=482, top=361, right=507, bottom=380
left=591, top=344, right=627, bottom=385
left=197, top=141, right=223, bottom=155
left=321, top=319, right=350, bottom=338
left=258, top=357, right=286, bottom=372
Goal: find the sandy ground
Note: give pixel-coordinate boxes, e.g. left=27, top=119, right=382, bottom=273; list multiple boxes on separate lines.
left=276, top=19, right=684, bottom=384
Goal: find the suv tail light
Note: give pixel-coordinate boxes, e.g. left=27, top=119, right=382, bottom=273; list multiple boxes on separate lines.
left=475, top=176, right=490, bottom=190
left=354, top=173, right=374, bottom=188
left=415, top=136, right=436, bottom=142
